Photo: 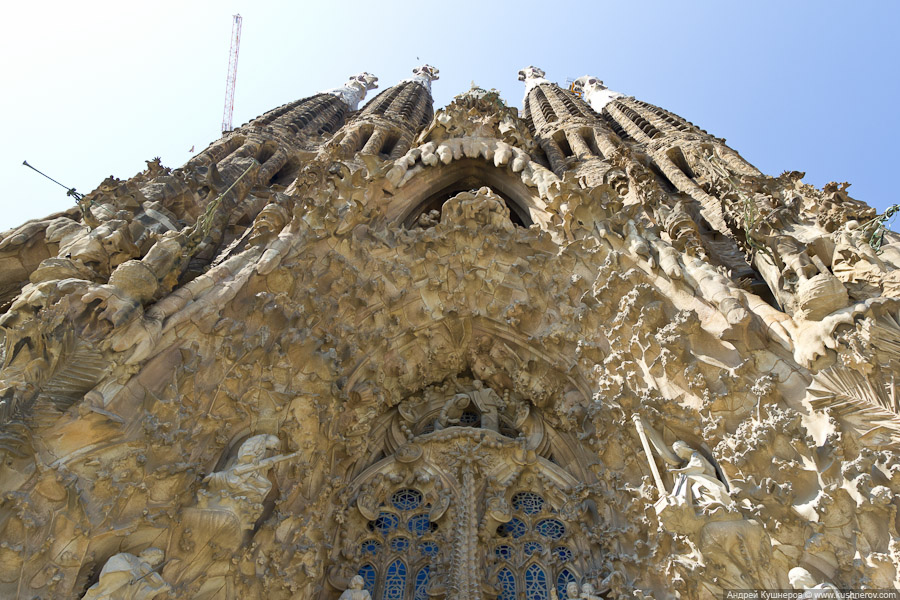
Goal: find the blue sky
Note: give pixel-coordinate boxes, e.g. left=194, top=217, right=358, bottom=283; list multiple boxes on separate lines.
left=2, top=0, right=897, bottom=232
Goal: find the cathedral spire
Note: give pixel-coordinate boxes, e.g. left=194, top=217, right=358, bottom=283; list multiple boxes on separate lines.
left=335, top=65, right=438, bottom=159
left=517, top=66, right=620, bottom=179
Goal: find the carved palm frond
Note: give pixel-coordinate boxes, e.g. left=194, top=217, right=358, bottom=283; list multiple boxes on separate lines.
left=808, top=365, right=900, bottom=444
left=0, top=340, right=110, bottom=456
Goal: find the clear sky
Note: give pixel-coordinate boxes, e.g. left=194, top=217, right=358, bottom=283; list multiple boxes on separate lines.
left=2, top=0, right=898, bottom=232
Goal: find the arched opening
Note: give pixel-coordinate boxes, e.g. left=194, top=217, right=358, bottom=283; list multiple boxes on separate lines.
left=391, top=158, right=547, bottom=229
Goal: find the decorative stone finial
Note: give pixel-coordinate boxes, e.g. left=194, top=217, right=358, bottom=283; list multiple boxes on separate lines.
left=572, top=75, right=624, bottom=111
left=326, top=72, right=379, bottom=110
left=517, top=66, right=550, bottom=103
left=406, top=64, right=440, bottom=93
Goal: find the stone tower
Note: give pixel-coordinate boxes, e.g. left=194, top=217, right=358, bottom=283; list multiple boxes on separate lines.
left=0, top=65, right=898, bottom=600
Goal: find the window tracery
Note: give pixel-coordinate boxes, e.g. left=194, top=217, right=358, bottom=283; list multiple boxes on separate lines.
left=490, top=490, right=582, bottom=600
left=333, top=376, right=598, bottom=600
left=354, top=488, right=441, bottom=599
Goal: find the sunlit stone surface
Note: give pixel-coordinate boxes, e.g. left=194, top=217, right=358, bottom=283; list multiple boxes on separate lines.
left=0, top=65, right=898, bottom=599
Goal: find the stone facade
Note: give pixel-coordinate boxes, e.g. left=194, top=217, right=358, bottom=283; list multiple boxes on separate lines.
left=0, top=65, right=898, bottom=600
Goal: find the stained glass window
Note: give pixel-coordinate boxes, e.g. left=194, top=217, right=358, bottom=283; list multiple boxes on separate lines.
left=373, top=512, right=400, bottom=535
left=512, top=491, right=545, bottom=515
left=557, top=568, right=577, bottom=599
left=497, top=567, right=517, bottom=600
left=419, top=541, right=439, bottom=557
left=360, top=540, right=382, bottom=556
left=390, top=537, right=410, bottom=552
left=414, top=566, right=430, bottom=600
left=407, top=514, right=431, bottom=537
left=359, top=487, right=440, bottom=599
left=495, top=544, right=513, bottom=560
left=459, top=411, right=481, bottom=427
left=383, top=560, right=407, bottom=600
left=525, top=564, right=549, bottom=600
left=358, top=564, right=376, bottom=596
left=390, top=489, right=423, bottom=511
left=553, top=546, right=572, bottom=563
left=535, top=518, right=565, bottom=540
left=497, top=517, right=527, bottom=538
left=491, top=491, right=578, bottom=599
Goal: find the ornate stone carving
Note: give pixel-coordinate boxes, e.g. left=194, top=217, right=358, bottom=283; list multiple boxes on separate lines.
left=0, top=66, right=898, bottom=600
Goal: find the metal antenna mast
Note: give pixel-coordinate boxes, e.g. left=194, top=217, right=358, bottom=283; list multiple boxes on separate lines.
left=221, top=14, right=243, bottom=134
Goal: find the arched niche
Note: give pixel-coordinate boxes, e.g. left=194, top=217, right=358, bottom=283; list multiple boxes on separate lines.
left=385, top=158, right=551, bottom=229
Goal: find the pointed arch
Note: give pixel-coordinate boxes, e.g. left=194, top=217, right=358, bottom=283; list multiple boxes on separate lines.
left=384, top=154, right=556, bottom=229
left=525, top=563, right=550, bottom=599
left=413, top=565, right=430, bottom=600
left=496, top=567, right=517, bottom=600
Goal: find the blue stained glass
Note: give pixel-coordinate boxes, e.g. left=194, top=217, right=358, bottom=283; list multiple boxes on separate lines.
left=525, top=564, right=549, bottom=600
left=373, top=512, right=400, bottom=535
left=512, top=491, right=545, bottom=515
left=390, top=489, right=423, bottom=511
left=383, top=560, right=407, bottom=600
left=535, top=518, right=566, bottom=540
left=407, top=514, right=431, bottom=536
left=414, top=566, right=430, bottom=600
left=553, top=546, right=573, bottom=563
left=360, top=540, right=382, bottom=556
left=524, top=541, right=544, bottom=556
left=459, top=411, right=481, bottom=426
left=497, top=567, right=517, bottom=600
left=390, top=536, right=411, bottom=552
left=358, top=564, right=376, bottom=596
left=497, top=518, right=527, bottom=538
left=495, top=544, right=513, bottom=560
left=558, top=569, right=577, bottom=599
left=419, top=541, right=439, bottom=557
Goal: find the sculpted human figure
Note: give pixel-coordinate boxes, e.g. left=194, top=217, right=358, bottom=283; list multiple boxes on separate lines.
left=435, top=393, right=470, bottom=430
left=200, top=434, right=285, bottom=530
left=669, top=440, right=733, bottom=513
left=788, top=567, right=842, bottom=599
left=338, top=575, right=372, bottom=600
left=469, top=380, right=503, bottom=432
left=81, top=548, right=169, bottom=600
left=579, top=582, right=604, bottom=600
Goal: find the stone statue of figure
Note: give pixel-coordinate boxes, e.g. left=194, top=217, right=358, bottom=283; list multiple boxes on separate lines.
left=201, top=434, right=285, bottom=531
left=338, top=575, right=372, bottom=600
left=788, top=567, right=842, bottom=599
left=572, top=75, right=624, bottom=112
left=326, top=73, right=379, bottom=110
left=435, top=393, right=470, bottom=430
left=669, top=440, right=733, bottom=513
left=469, top=380, right=503, bottom=432
left=566, top=581, right=603, bottom=600
left=81, top=548, right=169, bottom=600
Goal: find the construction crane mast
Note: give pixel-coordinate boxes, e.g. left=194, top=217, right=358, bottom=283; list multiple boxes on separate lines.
left=221, top=14, right=243, bottom=134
